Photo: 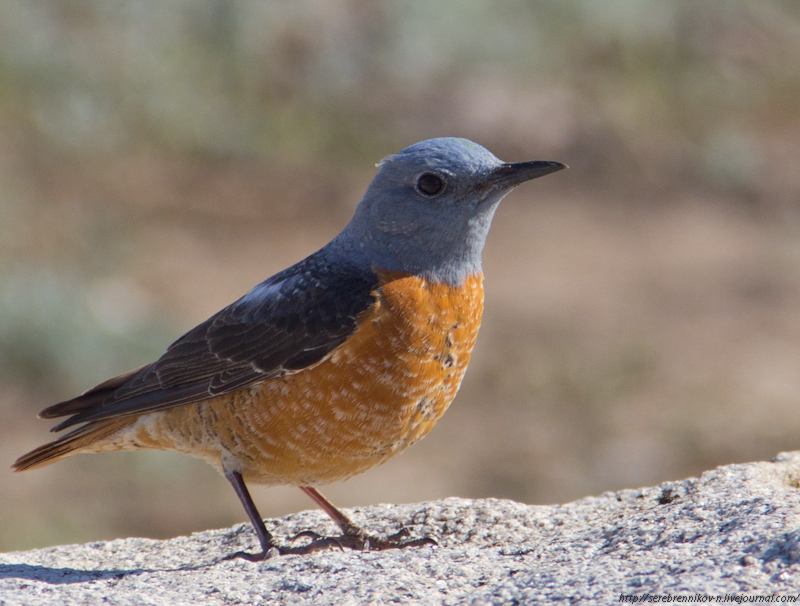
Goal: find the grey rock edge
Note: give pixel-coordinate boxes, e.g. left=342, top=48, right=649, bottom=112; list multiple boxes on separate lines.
left=3, top=453, right=800, bottom=606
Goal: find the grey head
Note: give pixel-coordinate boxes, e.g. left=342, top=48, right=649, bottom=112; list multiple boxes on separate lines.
left=331, top=137, right=566, bottom=285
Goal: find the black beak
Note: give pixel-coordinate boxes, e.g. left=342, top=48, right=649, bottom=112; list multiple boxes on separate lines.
left=489, top=160, right=567, bottom=189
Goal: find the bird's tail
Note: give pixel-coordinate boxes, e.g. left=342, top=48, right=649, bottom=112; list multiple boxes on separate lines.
left=12, top=418, right=135, bottom=472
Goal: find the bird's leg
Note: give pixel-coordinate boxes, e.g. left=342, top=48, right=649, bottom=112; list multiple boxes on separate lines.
left=298, top=486, right=436, bottom=551
left=298, top=486, right=363, bottom=536
left=224, top=470, right=279, bottom=561
left=223, top=473, right=434, bottom=559
left=224, top=471, right=345, bottom=558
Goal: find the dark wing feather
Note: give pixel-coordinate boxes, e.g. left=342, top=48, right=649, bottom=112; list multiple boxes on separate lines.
left=42, top=251, right=379, bottom=432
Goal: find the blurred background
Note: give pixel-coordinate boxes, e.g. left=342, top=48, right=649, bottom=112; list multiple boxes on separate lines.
left=2, top=0, right=800, bottom=552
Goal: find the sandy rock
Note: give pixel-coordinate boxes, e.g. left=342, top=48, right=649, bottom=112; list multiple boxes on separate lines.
left=3, top=453, right=800, bottom=605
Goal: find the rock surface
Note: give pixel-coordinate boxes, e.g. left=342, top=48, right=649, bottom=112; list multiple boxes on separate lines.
left=3, top=453, right=800, bottom=605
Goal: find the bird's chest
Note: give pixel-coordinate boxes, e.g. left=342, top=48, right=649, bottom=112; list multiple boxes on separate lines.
left=235, top=271, right=485, bottom=484
left=328, top=270, right=485, bottom=427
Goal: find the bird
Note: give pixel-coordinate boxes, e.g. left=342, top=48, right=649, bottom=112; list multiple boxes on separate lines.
left=13, top=137, right=566, bottom=560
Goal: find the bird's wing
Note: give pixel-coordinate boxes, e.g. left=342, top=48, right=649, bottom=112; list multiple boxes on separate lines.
left=41, top=252, right=380, bottom=432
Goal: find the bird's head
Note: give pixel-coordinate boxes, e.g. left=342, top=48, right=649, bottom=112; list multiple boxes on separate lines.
left=336, top=137, right=566, bottom=284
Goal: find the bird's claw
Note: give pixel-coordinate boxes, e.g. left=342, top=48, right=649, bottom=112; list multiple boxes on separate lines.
left=336, top=528, right=438, bottom=552
left=289, top=531, right=345, bottom=553
left=224, top=546, right=281, bottom=562
left=227, top=525, right=436, bottom=561
left=291, top=530, right=324, bottom=543
left=386, top=527, right=410, bottom=541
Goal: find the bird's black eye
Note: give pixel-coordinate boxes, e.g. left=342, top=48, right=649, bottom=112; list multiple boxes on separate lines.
left=416, top=173, right=445, bottom=197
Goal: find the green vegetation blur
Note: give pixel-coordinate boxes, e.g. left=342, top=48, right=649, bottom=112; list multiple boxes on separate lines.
left=2, top=1, right=800, bottom=552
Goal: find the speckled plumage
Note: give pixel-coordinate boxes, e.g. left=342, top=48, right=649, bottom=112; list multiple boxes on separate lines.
left=14, top=137, right=565, bottom=558
left=110, top=271, right=483, bottom=486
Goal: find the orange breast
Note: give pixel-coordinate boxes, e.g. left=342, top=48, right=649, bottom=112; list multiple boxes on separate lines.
left=135, top=271, right=484, bottom=486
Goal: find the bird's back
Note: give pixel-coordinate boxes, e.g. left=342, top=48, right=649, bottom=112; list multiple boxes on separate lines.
left=82, top=270, right=484, bottom=486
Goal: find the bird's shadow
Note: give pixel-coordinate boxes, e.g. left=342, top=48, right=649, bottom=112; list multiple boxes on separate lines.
left=0, top=560, right=218, bottom=585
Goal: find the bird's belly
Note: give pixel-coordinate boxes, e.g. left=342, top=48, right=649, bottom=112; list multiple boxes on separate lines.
left=145, top=272, right=484, bottom=486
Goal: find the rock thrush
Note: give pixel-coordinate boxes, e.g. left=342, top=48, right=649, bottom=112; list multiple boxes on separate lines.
left=14, top=137, right=566, bottom=559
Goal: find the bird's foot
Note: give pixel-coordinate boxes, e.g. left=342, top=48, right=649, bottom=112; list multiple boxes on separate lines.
left=224, top=526, right=436, bottom=560
left=224, top=547, right=281, bottom=561
left=292, top=526, right=437, bottom=553
left=224, top=538, right=340, bottom=561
